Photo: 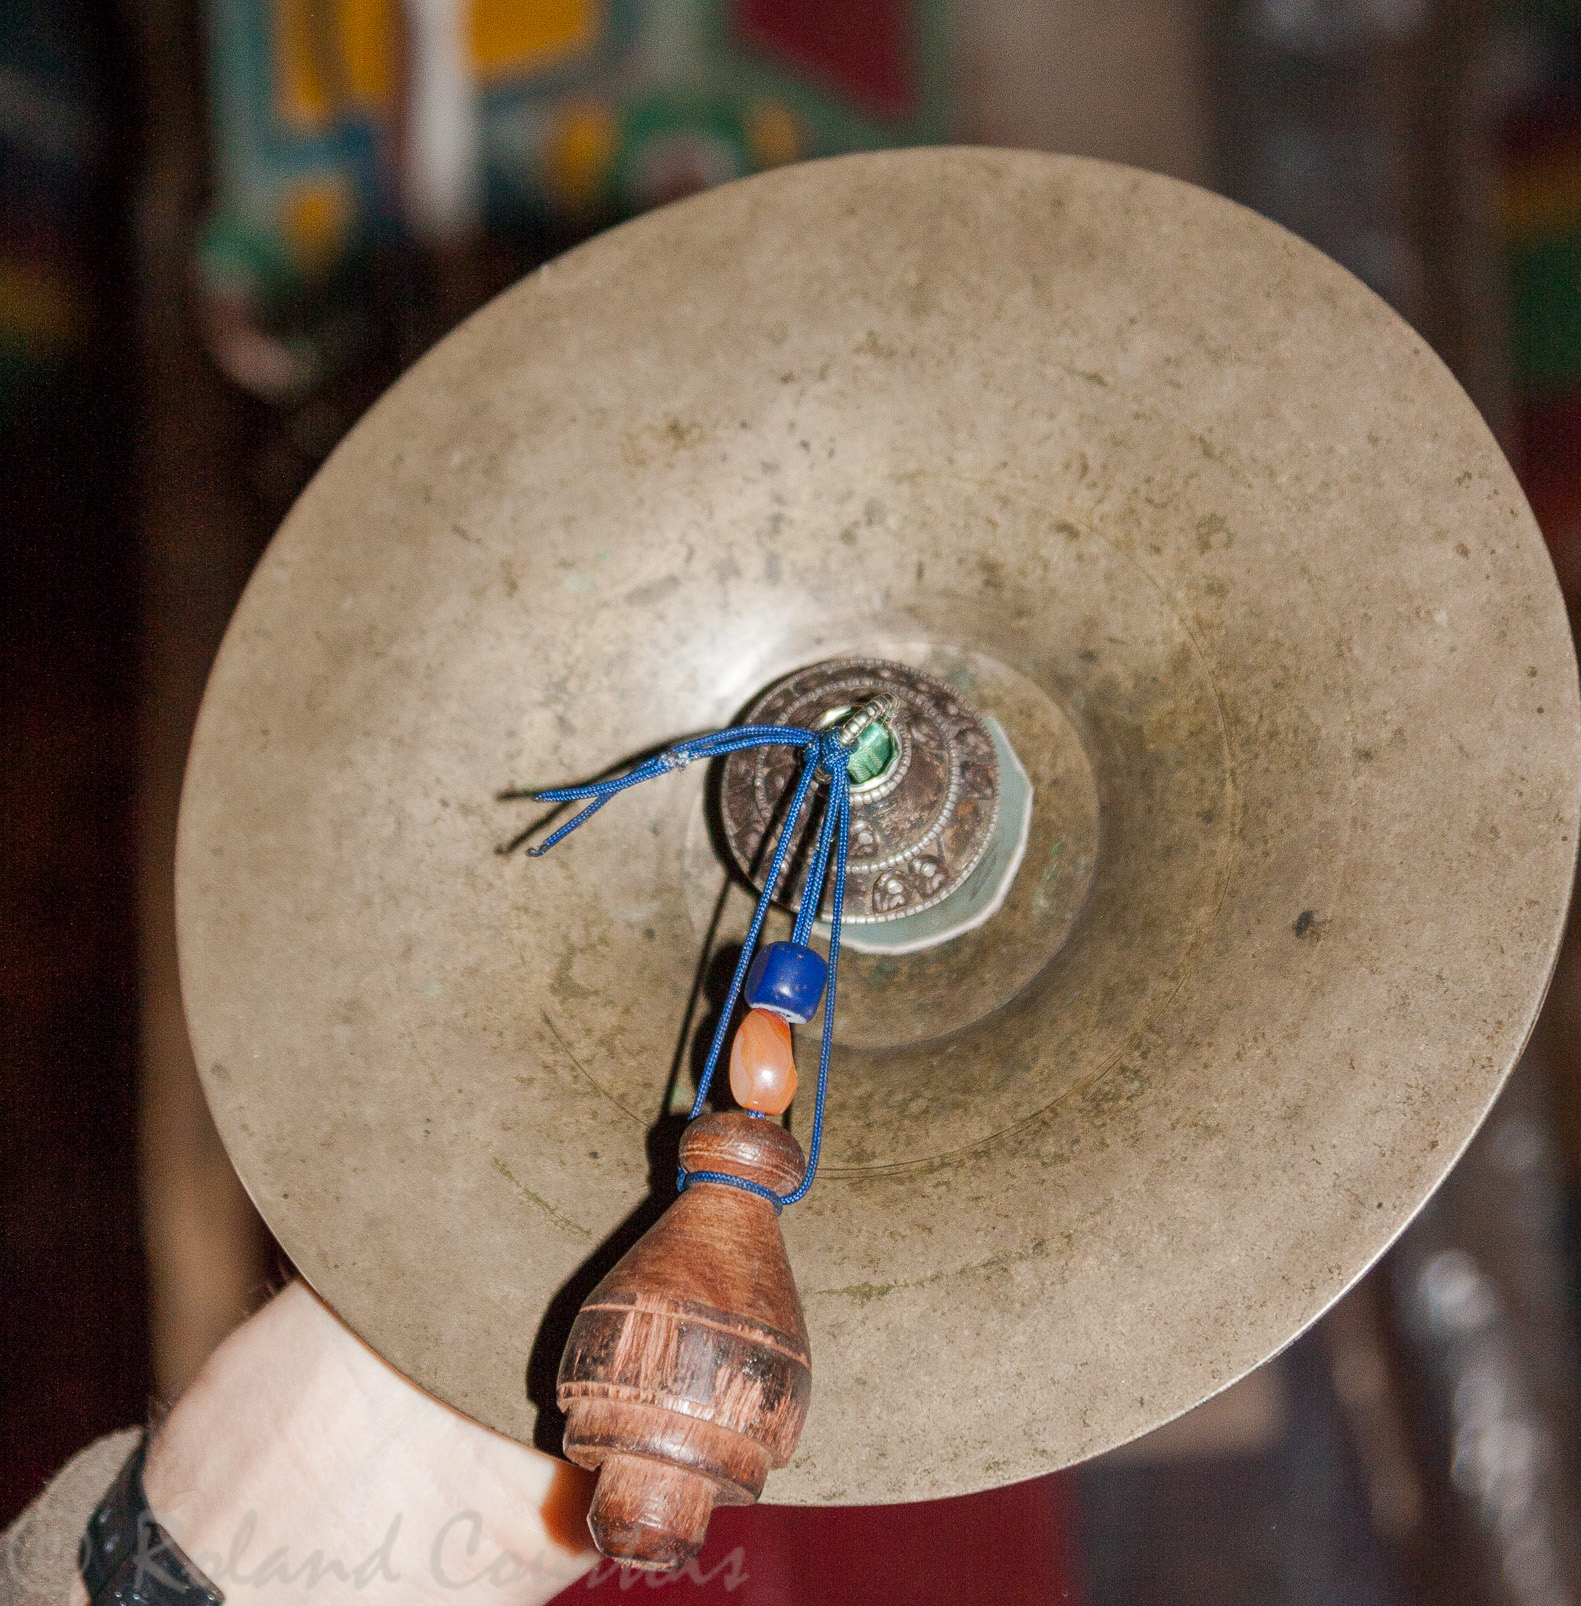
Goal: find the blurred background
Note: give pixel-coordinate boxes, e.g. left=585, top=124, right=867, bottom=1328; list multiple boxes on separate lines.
left=4, top=0, right=1581, bottom=1600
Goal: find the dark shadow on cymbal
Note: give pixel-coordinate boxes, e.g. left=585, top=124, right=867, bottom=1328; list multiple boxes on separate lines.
left=660, top=898, right=741, bottom=1122
left=673, top=742, right=816, bottom=1115
left=525, top=827, right=744, bottom=1454
left=702, top=727, right=831, bottom=918
left=523, top=1112, right=688, bottom=1455
left=494, top=799, right=571, bottom=857
left=494, top=733, right=716, bottom=858
left=682, top=941, right=748, bottom=1111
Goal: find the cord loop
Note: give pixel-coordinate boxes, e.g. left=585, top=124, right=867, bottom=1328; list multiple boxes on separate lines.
left=532, top=723, right=853, bottom=1205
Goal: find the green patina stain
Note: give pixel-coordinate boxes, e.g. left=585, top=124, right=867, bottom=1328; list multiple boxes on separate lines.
left=1032, top=837, right=1066, bottom=913
left=829, top=1281, right=897, bottom=1304
left=491, top=1157, right=592, bottom=1239
left=812, top=1239, right=1052, bottom=1305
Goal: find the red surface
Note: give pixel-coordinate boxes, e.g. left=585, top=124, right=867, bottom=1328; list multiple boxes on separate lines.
left=553, top=1473, right=1083, bottom=1604
left=1518, top=391, right=1581, bottom=599
left=734, top=0, right=916, bottom=123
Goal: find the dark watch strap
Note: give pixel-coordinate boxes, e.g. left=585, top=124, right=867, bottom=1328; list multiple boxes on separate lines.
left=79, top=1438, right=224, bottom=1606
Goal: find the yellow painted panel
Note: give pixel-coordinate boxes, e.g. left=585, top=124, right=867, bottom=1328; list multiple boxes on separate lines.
left=340, top=0, right=397, bottom=109
left=280, top=173, right=356, bottom=271
left=470, top=0, right=600, bottom=83
left=276, top=0, right=331, bottom=130
left=275, top=0, right=396, bottom=132
left=543, top=100, right=618, bottom=205
left=748, top=100, right=800, bottom=171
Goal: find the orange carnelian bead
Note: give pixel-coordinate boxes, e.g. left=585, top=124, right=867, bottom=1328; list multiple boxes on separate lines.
left=728, top=1008, right=798, bottom=1115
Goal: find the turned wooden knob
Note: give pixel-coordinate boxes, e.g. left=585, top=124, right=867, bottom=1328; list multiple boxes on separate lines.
left=557, top=1113, right=810, bottom=1570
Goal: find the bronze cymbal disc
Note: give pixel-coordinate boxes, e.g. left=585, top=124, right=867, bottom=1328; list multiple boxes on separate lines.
left=177, top=148, right=1580, bottom=1503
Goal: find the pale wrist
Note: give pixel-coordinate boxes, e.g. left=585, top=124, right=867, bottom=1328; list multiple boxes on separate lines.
left=140, top=1283, right=594, bottom=1606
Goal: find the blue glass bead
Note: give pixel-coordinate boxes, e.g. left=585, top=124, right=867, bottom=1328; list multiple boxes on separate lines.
left=744, top=941, right=828, bottom=1024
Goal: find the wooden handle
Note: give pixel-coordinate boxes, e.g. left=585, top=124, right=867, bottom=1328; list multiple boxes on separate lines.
left=557, top=1113, right=810, bottom=1570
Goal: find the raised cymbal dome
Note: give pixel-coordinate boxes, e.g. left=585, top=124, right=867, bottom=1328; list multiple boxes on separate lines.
left=176, top=147, right=1580, bottom=1503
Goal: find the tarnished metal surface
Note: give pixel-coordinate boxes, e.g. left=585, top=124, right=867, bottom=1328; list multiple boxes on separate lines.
left=176, top=149, right=1580, bottom=1505
left=719, top=657, right=1001, bottom=924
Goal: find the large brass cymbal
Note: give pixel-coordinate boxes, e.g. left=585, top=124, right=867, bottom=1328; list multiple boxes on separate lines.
left=177, top=148, right=1580, bottom=1503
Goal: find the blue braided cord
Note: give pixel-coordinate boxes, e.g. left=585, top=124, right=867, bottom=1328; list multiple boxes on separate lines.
left=534, top=724, right=816, bottom=801
left=790, top=743, right=844, bottom=948
left=525, top=793, right=612, bottom=855
left=528, top=721, right=851, bottom=1207
left=779, top=762, right=848, bottom=1206
left=683, top=729, right=848, bottom=1205
left=528, top=724, right=817, bottom=857
left=679, top=1170, right=785, bottom=1213
left=685, top=746, right=822, bottom=1121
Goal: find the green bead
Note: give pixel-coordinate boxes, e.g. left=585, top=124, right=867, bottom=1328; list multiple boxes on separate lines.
left=845, top=719, right=896, bottom=785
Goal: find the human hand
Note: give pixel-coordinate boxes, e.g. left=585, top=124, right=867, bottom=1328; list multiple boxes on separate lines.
left=95, top=1282, right=596, bottom=1606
